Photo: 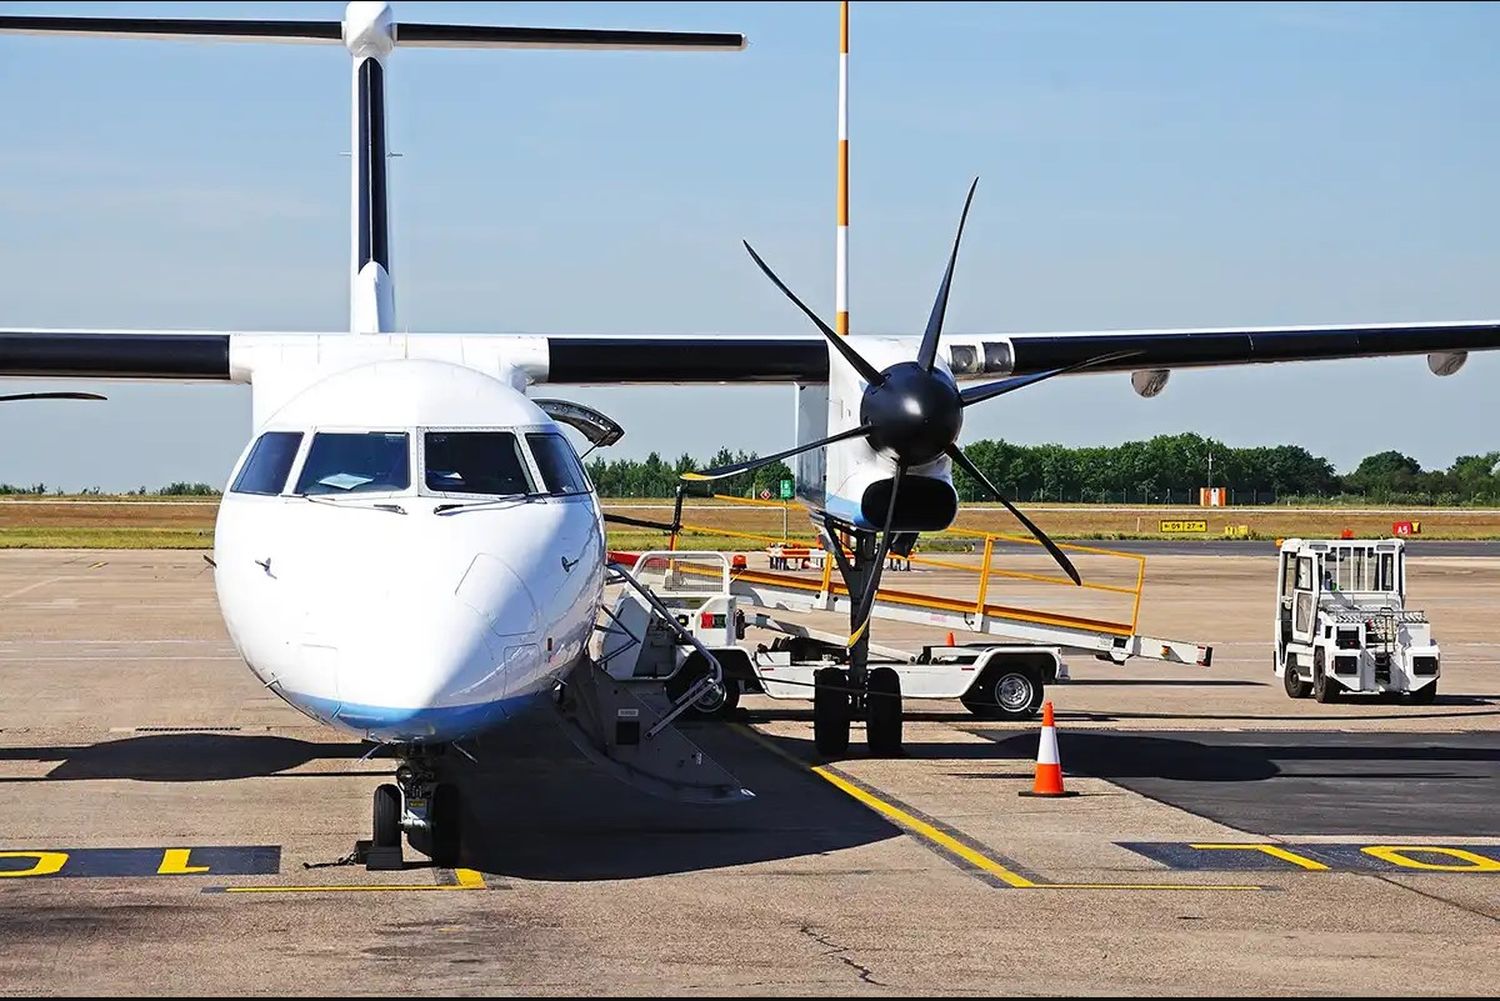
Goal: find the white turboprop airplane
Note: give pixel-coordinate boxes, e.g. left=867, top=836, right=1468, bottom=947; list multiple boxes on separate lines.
left=5, top=2, right=1500, bottom=868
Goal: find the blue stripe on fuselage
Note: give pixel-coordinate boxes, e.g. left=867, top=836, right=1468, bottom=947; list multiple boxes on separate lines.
left=293, top=691, right=542, bottom=743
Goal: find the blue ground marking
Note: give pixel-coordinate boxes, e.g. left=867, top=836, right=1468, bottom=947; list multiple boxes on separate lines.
left=1119, top=841, right=1500, bottom=872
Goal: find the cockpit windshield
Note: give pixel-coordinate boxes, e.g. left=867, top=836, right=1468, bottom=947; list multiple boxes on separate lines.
left=526, top=433, right=589, bottom=496
left=424, top=432, right=535, bottom=496
left=294, top=432, right=411, bottom=495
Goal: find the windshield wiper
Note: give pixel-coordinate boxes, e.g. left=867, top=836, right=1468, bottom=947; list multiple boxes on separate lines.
left=433, top=496, right=530, bottom=515
left=303, top=495, right=407, bottom=515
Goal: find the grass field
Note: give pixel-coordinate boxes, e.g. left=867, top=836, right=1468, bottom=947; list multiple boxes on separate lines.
left=1, top=495, right=1496, bottom=548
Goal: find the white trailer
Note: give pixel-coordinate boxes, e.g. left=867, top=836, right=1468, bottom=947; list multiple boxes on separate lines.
left=1274, top=537, right=1440, bottom=703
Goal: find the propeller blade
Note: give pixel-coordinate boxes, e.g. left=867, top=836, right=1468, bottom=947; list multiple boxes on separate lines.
left=917, top=177, right=979, bottom=373
left=959, top=349, right=1138, bottom=408
left=0, top=391, right=106, bottom=402
left=681, top=424, right=873, bottom=483
left=945, top=445, right=1081, bottom=586
left=849, top=463, right=904, bottom=648
left=742, top=241, right=886, bottom=386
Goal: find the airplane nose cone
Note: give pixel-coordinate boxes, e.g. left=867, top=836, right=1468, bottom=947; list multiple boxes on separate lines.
left=311, top=556, right=545, bottom=740
left=456, top=553, right=540, bottom=637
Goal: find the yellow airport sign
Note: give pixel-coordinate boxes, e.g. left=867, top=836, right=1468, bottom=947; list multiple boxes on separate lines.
left=1160, top=520, right=1207, bottom=534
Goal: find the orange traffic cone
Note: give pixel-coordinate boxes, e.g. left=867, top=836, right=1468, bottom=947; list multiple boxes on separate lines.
left=946, top=631, right=956, bottom=647
left=1018, top=701, right=1078, bottom=798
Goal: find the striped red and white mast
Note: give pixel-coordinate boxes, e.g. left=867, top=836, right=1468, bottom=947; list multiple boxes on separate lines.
left=835, top=1, right=850, bottom=337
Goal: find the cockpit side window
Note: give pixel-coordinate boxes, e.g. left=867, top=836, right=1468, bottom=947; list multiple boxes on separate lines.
left=231, top=431, right=303, bottom=496
left=526, top=433, right=589, bottom=496
left=294, top=432, right=410, bottom=495
left=424, top=432, right=535, bottom=496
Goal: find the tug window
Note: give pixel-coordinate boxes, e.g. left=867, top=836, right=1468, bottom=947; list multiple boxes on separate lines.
left=295, top=432, right=410, bottom=495
left=231, top=432, right=303, bottom=496
left=424, top=432, right=534, bottom=496
left=526, top=433, right=589, bottom=496
left=1378, top=552, right=1397, bottom=591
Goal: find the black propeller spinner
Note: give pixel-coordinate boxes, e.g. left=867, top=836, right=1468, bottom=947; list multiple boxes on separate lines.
left=860, top=360, right=963, bottom=467
left=685, top=178, right=1134, bottom=644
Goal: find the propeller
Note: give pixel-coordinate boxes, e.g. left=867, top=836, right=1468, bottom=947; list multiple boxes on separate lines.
left=0, top=392, right=106, bottom=403
left=685, top=178, right=1134, bottom=644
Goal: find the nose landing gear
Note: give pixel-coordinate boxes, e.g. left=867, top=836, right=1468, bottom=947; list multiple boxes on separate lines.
left=366, top=745, right=462, bottom=871
left=818, top=520, right=905, bottom=758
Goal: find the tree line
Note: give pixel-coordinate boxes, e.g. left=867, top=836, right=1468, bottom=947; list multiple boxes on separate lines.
left=585, top=450, right=795, bottom=500
left=589, top=433, right=1500, bottom=506
left=0, top=482, right=219, bottom=497
left=4, top=434, right=1498, bottom=504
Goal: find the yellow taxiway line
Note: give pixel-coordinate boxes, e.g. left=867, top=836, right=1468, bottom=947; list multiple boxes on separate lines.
left=737, top=725, right=1262, bottom=893
left=218, top=867, right=486, bottom=894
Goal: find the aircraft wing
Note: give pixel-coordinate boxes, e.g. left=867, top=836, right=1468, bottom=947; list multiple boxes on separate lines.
left=536, top=320, right=1500, bottom=382
left=996, top=320, right=1500, bottom=377
left=4, top=321, right=1500, bottom=386
left=0, top=330, right=232, bottom=380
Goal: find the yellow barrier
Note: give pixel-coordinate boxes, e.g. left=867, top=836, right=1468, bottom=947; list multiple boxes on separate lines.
left=651, top=496, right=1148, bottom=636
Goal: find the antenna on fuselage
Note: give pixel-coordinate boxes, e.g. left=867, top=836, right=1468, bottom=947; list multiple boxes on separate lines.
left=0, top=2, right=745, bottom=336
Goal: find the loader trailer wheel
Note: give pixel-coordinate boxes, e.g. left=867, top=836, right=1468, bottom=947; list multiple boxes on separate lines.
left=962, top=661, right=1045, bottom=721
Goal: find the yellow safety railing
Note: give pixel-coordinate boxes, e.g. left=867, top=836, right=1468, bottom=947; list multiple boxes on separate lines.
left=646, top=494, right=1149, bottom=636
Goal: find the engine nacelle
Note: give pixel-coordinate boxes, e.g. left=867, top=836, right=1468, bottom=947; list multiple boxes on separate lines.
left=819, top=336, right=960, bottom=532
left=1131, top=368, right=1170, bottom=398
left=824, top=448, right=958, bottom=532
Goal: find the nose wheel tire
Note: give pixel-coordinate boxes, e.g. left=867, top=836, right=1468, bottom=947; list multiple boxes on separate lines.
left=373, top=783, right=401, bottom=849
left=429, top=782, right=462, bottom=868
left=813, top=667, right=851, bottom=756
left=865, top=666, right=903, bottom=757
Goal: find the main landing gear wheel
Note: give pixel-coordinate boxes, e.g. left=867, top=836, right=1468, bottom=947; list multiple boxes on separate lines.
left=1283, top=657, right=1311, bottom=699
left=813, top=666, right=851, bottom=756
left=373, top=783, right=401, bottom=850
left=865, top=666, right=903, bottom=757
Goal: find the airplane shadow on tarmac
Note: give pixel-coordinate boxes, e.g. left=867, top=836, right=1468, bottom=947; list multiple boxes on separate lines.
left=0, top=733, right=365, bottom=782
left=440, top=707, right=900, bottom=880
left=0, top=713, right=902, bottom=880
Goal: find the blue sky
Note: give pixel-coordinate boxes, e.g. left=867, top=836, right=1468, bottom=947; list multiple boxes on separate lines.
left=3, top=1, right=1500, bottom=489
